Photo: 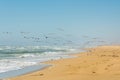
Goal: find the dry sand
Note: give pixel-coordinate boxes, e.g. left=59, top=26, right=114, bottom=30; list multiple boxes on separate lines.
left=9, top=46, right=120, bottom=80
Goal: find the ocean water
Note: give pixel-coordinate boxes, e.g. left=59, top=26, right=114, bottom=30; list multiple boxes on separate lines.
left=0, top=45, right=81, bottom=78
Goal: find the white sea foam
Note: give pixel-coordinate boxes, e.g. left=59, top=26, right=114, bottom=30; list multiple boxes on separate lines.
left=0, top=46, right=81, bottom=74
left=19, top=54, right=36, bottom=58
left=0, top=60, right=36, bottom=73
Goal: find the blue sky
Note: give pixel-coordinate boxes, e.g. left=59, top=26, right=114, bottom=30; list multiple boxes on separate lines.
left=0, top=0, right=120, bottom=46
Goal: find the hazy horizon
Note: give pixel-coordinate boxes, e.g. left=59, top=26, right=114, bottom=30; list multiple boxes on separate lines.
left=0, top=0, right=120, bottom=46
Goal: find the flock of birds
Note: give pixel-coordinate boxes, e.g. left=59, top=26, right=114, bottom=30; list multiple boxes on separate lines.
left=0, top=28, right=107, bottom=47
left=0, top=28, right=73, bottom=45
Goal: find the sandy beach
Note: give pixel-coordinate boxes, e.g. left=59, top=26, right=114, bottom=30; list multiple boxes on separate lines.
left=9, top=46, right=120, bottom=80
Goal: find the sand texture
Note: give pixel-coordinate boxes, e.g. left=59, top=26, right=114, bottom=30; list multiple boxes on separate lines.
left=9, top=46, right=120, bottom=80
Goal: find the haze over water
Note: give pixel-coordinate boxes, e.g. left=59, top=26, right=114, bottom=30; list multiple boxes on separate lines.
left=0, top=0, right=120, bottom=46
left=0, top=0, right=120, bottom=79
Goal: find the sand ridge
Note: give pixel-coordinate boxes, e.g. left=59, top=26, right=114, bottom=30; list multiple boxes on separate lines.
left=9, top=46, right=120, bottom=80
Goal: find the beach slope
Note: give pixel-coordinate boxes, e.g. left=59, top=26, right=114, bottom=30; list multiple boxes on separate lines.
left=9, top=46, right=120, bottom=80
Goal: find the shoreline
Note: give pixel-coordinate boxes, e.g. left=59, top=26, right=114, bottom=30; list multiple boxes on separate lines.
left=9, top=46, right=120, bottom=80
left=0, top=64, right=51, bottom=79
left=0, top=47, right=80, bottom=79
left=0, top=54, right=77, bottom=79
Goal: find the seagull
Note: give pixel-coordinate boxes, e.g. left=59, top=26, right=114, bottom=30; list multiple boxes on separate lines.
left=45, top=36, right=48, bottom=39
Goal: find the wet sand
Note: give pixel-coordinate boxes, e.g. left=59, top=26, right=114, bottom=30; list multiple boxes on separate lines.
left=9, top=46, right=120, bottom=80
